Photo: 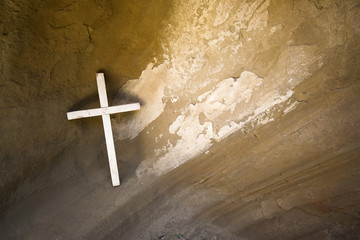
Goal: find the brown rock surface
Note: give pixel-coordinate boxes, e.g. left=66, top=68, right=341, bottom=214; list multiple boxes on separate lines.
left=0, top=0, right=359, bottom=239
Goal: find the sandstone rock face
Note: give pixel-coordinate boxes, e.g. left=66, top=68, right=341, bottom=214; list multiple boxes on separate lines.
left=0, top=0, right=171, bottom=207
left=0, top=0, right=359, bottom=239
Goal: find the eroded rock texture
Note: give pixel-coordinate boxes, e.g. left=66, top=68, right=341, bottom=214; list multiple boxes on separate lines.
left=0, top=0, right=359, bottom=239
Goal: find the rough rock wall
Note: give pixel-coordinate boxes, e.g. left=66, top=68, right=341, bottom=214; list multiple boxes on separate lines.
left=0, top=0, right=171, bottom=209
left=0, top=0, right=360, bottom=239
left=0, top=0, right=359, bottom=239
left=102, top=1, right=359, bottom=237
left=112, top=0, right=360, bottom=178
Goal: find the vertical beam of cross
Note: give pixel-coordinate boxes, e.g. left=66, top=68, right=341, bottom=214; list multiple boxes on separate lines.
left=96, top=73, right=120, bottom=186
left=67, top=73, right=140, bottom=186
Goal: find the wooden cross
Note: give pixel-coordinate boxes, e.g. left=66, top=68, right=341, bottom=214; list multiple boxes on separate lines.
left=67, top=73, right=140, bottom=186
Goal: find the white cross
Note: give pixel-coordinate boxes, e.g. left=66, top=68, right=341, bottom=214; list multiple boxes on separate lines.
left=67, top=73, right=140, bottom=186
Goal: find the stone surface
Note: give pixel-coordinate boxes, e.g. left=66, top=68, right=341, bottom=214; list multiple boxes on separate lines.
left=0, top=0, right=359, bottom=239
left=0, top=0, right=171, bottom=209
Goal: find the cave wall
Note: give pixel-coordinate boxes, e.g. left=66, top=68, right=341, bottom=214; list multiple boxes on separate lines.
left=106, top=0, right=360, bottom=237
left=112, top=0, right=360, bottom=178
left=0, top=0, right=172, bottom=208
left=0, top=0, right=360, bottom=239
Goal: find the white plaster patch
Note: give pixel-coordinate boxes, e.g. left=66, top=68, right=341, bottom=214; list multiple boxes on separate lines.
left=136, top=71, right=295, bottom=176
left=113, top=0, right=271, bottom=142
left=111, top=0, right=319, bottom=179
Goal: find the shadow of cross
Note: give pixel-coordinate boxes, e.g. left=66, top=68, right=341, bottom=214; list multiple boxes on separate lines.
left=67, top=73, right=140, bottom=186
